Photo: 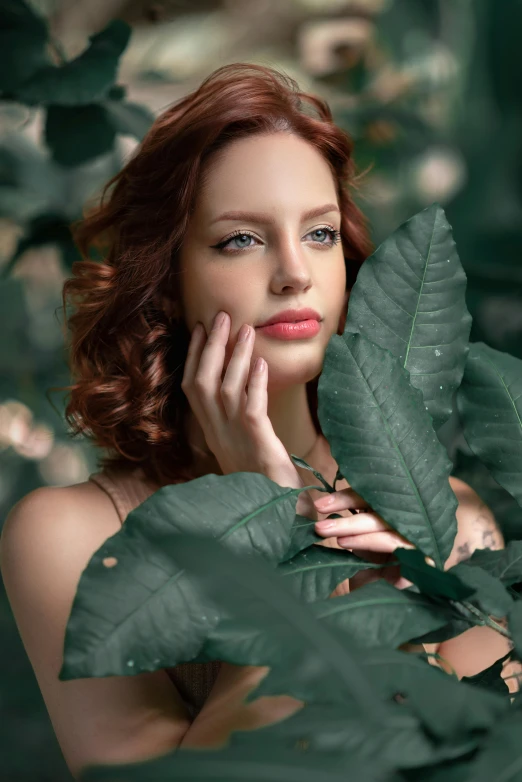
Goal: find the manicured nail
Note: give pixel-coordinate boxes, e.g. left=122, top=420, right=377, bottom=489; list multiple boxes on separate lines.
left=315, top=494, right=334, bottom=507
left=213, top=311, right=226, bottom=330
left=315, top=520, right=335, bottom=531
left=238, top=324, right=251, bottom=342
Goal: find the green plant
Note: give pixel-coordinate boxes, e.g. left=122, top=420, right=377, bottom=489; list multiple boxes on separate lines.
left=0, top=0, right=154, bottom=277
left=55, top=204, right=522, bottom=780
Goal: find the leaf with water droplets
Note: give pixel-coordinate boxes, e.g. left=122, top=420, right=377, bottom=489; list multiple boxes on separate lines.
left=318, top=332, right=459, bottom=568
left=345, top=203, right=472, bottom=429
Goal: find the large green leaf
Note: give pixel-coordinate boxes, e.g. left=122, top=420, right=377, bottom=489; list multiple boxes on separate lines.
left=457, top=342, right=522, bottom=508
left=465, top=712, right=522, bottom=782
left=312, top=580, right=454, bottom=648
left=345, top=203, right=472, bottom=430
left=80, top=743, right=368, bottom=782
left=229, top=702, right=444, bottom=774
left=254, top=641, right=509, bottom=742
left=230, top=699, right=486, bottom=773
left=16, top=20, right=131, bottom=106
left=60, top=473, right=305, bottom=680
left=465, top=540, right=522, bottom=585
left=0, top=0, right=49, bottom=92
left=318, top=331, right=459, bottom=568
left=168, top=532, right=391, bottom=721
left=356, top=648, right=510, bottom=742
left=278, top=545, right=383, bottom=601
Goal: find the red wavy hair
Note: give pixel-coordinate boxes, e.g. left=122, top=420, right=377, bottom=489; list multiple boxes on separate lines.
left=52, top=62, right=375, bottom=488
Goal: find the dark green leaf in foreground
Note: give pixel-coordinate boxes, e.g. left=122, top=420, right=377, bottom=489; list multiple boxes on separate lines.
left=356, top=648, right=510, bottom=742
left=186, top=543, right=505, bottom=743
left=278, top=545, right=383, bottom=601
left=465, top=712, right=522, bottom=782
left=229, top=702, right=439, bottom=773
left=252, top=641, right=509, bottom=745
left=16, top=20, right=131, bottom=105
left=318, top=332, right=459, bottom=568
left=313, top=579, right=454, bottom=648
left=458, top=342, right=522, bottom=508
left=393, top=548, right=474, bottom=601
left=345, top=203, right=472, bottom=430
left=80, top=744, right=364, bottom=782
left=464, top=540, right=522, bottom=586
left=60, top=473, right=302, bottom=680
left=168, top=533, right=391, bottom=722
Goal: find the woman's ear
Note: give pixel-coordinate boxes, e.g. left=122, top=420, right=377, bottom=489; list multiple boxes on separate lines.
left=336, top=289, right=350, bottom=336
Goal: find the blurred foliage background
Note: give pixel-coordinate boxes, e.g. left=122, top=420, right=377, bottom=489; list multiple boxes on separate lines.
left=0, top=0, right=521, bottom=778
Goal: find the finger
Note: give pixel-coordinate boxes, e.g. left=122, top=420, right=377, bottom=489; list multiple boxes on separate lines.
left=243, top=356, right=270, bottom=431
left=221, top=323, right=256, bottom=419
left=192, top=312, right=230, bottom=405
left=336, top=531, right=415, bottom=553
left=181, top=321, right=207, bottom=393
left=314, top=488, right=369, bottom=512
left=315, top=512, right=389, bottom=537
left=181, top=321, right=213, bottom=425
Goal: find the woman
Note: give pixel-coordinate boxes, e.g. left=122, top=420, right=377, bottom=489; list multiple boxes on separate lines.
left=0, top=63, right=515, bottom=779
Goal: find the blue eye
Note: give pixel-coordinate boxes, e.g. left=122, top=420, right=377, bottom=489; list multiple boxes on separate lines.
left=211, top=227, right=342, bottom=254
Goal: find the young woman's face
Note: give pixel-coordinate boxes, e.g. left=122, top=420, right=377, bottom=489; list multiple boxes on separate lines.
left=178, top=131, right=347, bottom=390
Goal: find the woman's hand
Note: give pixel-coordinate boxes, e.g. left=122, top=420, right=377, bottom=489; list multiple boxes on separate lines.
left=181, top=311, right=316, bottom=518
left=313, top=490, right=416, bottom=590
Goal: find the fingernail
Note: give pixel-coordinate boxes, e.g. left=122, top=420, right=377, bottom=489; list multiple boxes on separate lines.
left=315, top=495, right=334, bottom=507
left=238, top=324, right=251, bottom=342
left=316, top=520, right=335, bottom=531
left=213, top=311, right=226, bottom=330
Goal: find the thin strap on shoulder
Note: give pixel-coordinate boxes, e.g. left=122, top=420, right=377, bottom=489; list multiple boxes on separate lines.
left=88, top=468, right=160, bottom=525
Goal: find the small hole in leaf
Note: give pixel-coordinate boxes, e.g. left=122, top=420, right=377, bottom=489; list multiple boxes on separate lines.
left=102, top=557, right=118, bottom=568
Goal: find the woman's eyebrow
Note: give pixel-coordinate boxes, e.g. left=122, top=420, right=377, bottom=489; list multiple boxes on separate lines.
left=210, top=203, right=340, bottom=225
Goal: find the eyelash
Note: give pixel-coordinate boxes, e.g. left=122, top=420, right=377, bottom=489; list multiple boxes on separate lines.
left=211, top=226, right=342, bottom=254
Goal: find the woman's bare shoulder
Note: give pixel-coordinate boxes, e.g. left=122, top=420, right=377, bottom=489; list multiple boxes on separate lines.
left=2, top=477, right=121, bottom=542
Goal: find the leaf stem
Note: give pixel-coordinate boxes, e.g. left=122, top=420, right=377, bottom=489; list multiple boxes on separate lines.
left=456, top=600, right=512, bottom=639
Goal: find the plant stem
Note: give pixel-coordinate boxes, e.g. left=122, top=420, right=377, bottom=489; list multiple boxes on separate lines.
left=458, top=600, right=512, bottom=639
